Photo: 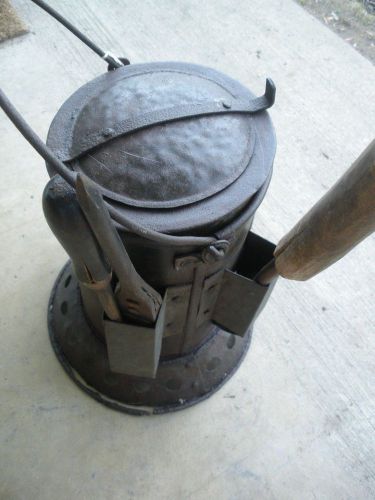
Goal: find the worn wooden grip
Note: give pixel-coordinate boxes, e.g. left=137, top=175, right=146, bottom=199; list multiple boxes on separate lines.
left=274, top=139, right=375, bottom=281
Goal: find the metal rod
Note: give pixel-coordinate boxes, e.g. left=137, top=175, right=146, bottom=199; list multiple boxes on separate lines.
left=0, top=87, right=76, bottom=185
left=30, top=0, right=123, bottom=68
left=0, top=88, right=216, bottom=248
left=76, top=173, right=162, bottom=323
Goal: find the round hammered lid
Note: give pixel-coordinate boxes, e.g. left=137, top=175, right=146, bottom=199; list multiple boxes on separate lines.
left=47, top=62, right=276, bottom=233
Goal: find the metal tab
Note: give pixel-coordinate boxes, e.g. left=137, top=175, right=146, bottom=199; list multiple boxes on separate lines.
left=212, top=270, right=275, bottom=336
left=68, top=78, right=275, bottom=162
left=211, top=231, right=277, bottom=337
left=104, top=295, right=166, bottom=378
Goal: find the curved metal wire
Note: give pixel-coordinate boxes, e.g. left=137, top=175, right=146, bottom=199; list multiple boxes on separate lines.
left=0, top=88, right=216, bottom=247
left=30, top=0, right=125, bottom=68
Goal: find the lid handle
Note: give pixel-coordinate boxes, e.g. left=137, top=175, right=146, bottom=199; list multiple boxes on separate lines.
left=68, top=78, right=276, bottom=161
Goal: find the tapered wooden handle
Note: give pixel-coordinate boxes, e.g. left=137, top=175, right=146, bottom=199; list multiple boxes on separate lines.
left=274, top=139, right=375, bottom=281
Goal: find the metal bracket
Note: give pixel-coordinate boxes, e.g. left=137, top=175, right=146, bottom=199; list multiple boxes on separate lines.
left=201, top=240, right=230, bottom=263
left=67, top=78, right=276, bottom=160
left=105, top=55, right=131, bottom=71
left=211, top=232, right=277, bottom=336
left=104, top=295, right=167, bottom=379
left=174, top=240, right=230, bottom=270
left=212, top=270, right=276, bottom=336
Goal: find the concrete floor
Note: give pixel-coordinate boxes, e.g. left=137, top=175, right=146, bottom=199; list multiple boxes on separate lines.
left=1, top=1, right=375, bottom=499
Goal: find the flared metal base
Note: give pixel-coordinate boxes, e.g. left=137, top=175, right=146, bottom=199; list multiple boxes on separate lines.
left=48, top=262, right=252, bottom=415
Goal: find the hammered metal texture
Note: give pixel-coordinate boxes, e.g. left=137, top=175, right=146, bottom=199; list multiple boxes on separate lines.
left=46, top=62, right=276, bottom=234
left=73, top=72, right=254, bottom=208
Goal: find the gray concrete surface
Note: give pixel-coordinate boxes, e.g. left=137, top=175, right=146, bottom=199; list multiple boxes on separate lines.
left=1, top=1, right=375, bottom=499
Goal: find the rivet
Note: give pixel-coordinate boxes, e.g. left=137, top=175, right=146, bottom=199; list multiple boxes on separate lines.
left=227, top=335, right=236, bottom=349
left=166, top=378, right=182, bottom=391
left=222, top=100, right=232, bottom=109
left=206, top=357, right=221, bottom=371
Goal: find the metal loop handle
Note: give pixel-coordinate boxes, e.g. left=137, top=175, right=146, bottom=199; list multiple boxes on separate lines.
left=30, top=0, right=126, bottom=68
left=0, top=0, right=216, bottom=249
left=0, top=3, right=275, bottom=250
left=0, top=88, right=217, bottom=248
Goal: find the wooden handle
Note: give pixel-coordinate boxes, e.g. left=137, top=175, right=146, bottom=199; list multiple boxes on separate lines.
left=274, top=139, right=375, bottom=281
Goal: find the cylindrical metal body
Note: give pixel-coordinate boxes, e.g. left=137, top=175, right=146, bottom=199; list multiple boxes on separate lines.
left=81, top=210, right=254, bottom=357
left=44, top=61, right=277, bottom=413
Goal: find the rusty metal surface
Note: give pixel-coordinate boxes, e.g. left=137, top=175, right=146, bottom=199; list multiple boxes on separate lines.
left=163, top=284, right=191, bottom=338
left=67, top=78, right=274, bottom=163
left=79, top=212, right=253, bottom=361
left=211, top=233, right=277, bottom=336
left=43, top=176, right=122, bottom=322
left=42, top=62, right=277, bottom=410
left=104, top=295, right=166, bottom=378
left=76, top=174, right=162, bottom=323
left=67, top=68, right=269, bottom=210
left=196, top=270, right=224, bottom=328
left=212, top=270, right=275, bottom=336
left=46, top=62, right=276, bottom=234
left=49, top=262, right=252, bottom=415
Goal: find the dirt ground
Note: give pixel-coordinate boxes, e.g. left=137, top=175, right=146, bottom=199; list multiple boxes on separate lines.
left=296, top=0, right=375, bottom=64
left=0, top=0, right=27, bottom=42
